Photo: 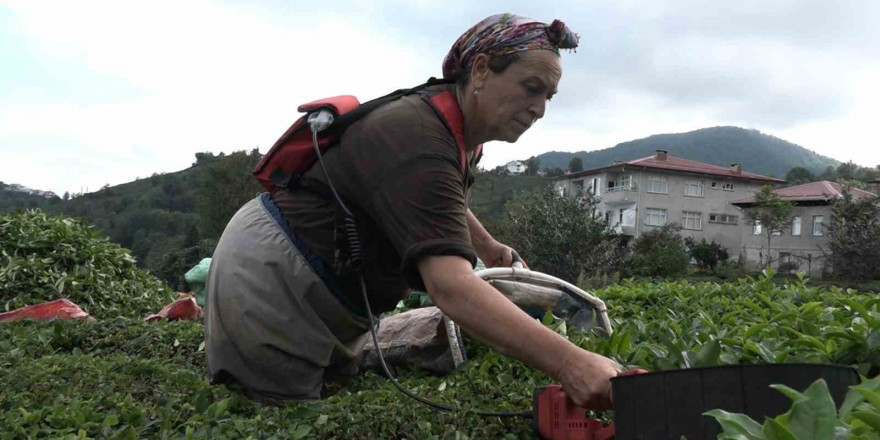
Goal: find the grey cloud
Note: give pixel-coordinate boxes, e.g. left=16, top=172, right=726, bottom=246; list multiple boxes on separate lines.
left=356, top=0, right=876, bottom=129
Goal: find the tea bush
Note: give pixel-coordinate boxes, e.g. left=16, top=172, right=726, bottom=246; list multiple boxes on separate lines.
left=2, top=211, right=879, bottom=438
left=0, top=210, right=174, bottom=318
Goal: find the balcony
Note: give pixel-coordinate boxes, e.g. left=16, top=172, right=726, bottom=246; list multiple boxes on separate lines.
left=600, top=185, right=638, bottom=204
left=605, top=185, right=637, bottom=193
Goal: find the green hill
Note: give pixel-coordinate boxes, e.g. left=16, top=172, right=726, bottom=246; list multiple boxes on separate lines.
left=1, top=126, right=845, bottom=287
left=538, top=126, right=840, bottom=177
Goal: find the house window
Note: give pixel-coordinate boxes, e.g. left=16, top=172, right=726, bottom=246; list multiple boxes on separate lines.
left=644, top=208, right=667, bottom=226
left=618, top=175, right=633, bottom=190
left=753, top=220, right=763, bottom=235
left=589, top=177, right=601, bottom=195
left=647, top=175, right=668, bottom=194
left=684, top=180, right=704, bottom=197
left=792, top=216, right=802, bottom=236
left=683, top=211, right=702, bottom=230
left=710, top=181, right=719, bottom=190
left=722, top=182, right=735, bottom=191
left=572, top=180, right=584, bottom=195
left=812, top=215, right=825, bottom=236
left=709, top=213, right=738, bottom=225
left=620, top=208, right=635, bottom=226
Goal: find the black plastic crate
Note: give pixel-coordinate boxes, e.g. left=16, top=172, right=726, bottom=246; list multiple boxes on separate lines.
left=611, top=364, right=859, bottom=440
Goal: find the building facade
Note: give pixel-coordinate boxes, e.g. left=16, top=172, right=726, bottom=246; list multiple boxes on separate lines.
left=733, top=181, right=877, bottom=277
left=506, top=160, right=527, bottom=174
left=553, top=150, right=784, bottom=254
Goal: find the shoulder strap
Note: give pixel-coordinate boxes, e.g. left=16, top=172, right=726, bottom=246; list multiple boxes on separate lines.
left=326, top=77, right=453, bottom=138
left=421, top=88, right=483, bottom=175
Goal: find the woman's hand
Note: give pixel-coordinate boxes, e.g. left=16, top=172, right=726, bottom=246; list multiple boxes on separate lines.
left=477, top=240, right=528, bottom=269
left=556, top=348, right=621, bottom=411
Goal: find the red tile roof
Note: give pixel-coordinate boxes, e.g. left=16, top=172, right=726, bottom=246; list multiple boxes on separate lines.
left=732, top=180, right=877, bottom=204
left=556, top=153, right=785, bottom=183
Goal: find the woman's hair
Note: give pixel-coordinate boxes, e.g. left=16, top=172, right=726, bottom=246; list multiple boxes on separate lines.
left=455, top=52, right=522, bottom=87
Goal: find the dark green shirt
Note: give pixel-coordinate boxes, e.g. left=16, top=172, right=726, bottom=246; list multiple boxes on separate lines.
left=272, top=85, right=480, bottom=314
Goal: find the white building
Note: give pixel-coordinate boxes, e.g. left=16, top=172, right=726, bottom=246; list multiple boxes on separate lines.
left=506, top=160, right=527, bottom=175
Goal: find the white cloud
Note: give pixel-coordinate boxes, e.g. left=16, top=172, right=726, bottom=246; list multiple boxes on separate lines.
left=2, top=0, right=879, bottom=194
left=1, top=0, right=437, bottom=195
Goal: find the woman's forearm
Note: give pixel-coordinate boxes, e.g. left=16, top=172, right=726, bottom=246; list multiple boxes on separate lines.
left=466, top=208, right=494, bottom=252
left=418, top=255, right=575, bottom=380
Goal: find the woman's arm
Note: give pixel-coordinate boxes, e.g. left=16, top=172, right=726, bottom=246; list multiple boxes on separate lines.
left=466, top=208, right=526, bottom=268
left=418, top=254, right=619, bottom=409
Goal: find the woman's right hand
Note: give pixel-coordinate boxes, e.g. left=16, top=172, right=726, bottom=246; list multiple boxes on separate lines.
left=556, top=348, right=621, bottom=411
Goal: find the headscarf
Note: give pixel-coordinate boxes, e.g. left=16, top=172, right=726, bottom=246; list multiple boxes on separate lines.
left=442, top=13, right=580, bottom=81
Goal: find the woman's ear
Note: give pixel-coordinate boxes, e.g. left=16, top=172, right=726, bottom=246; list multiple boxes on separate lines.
left=470, top=53, right=490, bottom=90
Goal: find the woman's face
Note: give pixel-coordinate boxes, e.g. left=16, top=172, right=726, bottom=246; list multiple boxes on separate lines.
left=476, top=50, right=562, bottom=143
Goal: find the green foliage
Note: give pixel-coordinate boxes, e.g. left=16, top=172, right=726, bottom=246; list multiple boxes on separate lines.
left=817, top=161, right=880, bottom=185
left=468, top=171, right=548, bottom=227
left=706, top=377, right=880, bottom=440
left=522, top=156, right=541, bottom=176
left=568, top=156, right=583, bottom=172
left=2, top=272, right=879, bottom=437
left=625, top=224, right=690, bottom=278
left=2, top=274, right=879, bottom=438
left=745, top=185, right=795, bottom=266
left=686, top=237, right=730, bottom=270
left=828, top=188, right=880, bottom=281
left=497, top=185, right=624, bottom=283
left=0, top=210, right=174, bottom=317
left=785, top=166, right=816, bottom=186
left=0, top=182, right=59, bottom=212
left=195, top=149, right=264, bottom=240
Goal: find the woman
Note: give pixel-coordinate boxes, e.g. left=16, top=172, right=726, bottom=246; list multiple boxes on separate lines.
left=205, top=13, right=620, bottom=409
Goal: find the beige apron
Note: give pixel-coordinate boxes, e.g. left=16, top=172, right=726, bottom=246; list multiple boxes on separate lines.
left=204, top=195, right=370, bottom=403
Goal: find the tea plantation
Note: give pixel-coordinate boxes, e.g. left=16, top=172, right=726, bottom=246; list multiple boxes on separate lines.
left=2, top=211, right=879, bottom=439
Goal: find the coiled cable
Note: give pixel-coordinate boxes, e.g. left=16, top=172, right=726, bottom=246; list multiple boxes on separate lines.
left=309, top=113, right=531, bottom=418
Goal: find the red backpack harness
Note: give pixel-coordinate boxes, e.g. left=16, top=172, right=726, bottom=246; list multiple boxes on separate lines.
left=253, top=78, right=483, bottom=194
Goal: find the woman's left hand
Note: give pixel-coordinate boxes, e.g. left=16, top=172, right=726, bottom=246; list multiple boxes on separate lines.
left=478, top=240, right=528, bottom=269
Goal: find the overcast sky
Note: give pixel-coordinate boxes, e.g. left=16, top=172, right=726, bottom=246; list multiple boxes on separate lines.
left=2, top=0, right=878, bottom=196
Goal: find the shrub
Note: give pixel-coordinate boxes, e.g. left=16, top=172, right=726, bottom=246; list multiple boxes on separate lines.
left=498, top=185, right=624, bottom=284
left=827, top=188, right=880, bottom=281
left=0, top=210, right=174, bottom=318
left=625, top=224, right=690, bottom=278
left=2, top=273, right=879, bottom=437
left=685, top=237, right=730, bottom=270
left=777, top=261, right=800, bottom=274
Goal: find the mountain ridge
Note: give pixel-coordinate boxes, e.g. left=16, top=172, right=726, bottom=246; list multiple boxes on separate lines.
left=533, top=126, right=840, bottom=178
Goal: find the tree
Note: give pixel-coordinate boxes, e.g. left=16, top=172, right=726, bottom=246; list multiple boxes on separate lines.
left=835, top=161, right=858, bottom=181
left=497, top=185, right=623, bottom=284
left=62, top=192, right=70, bottom=201
left=568, top=157, right=583, bottom=173
left=625, top=224, right=690, bottom=278
left=685, top=237, right=729, bottom=271
left=784, top=167, right=815, bottom=186
left=196, top=149, right=265, bottom=240
left=744, top=185, right=794, bottom=267
left=523, top=156, right=540, bottom=176
left=827, top=187, right=880, bottom=281
left=543, top=167, right=565, bottom=178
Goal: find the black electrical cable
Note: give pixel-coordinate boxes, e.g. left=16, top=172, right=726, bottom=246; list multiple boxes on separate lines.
left=310, top=118, right=532, bottom=418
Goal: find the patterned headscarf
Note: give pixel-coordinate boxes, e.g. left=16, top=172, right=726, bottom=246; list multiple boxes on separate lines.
left=442, top=13, right=579, bottom=80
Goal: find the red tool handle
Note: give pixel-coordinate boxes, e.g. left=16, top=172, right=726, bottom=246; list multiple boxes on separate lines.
left=534, top=369, right=648, bottom=440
